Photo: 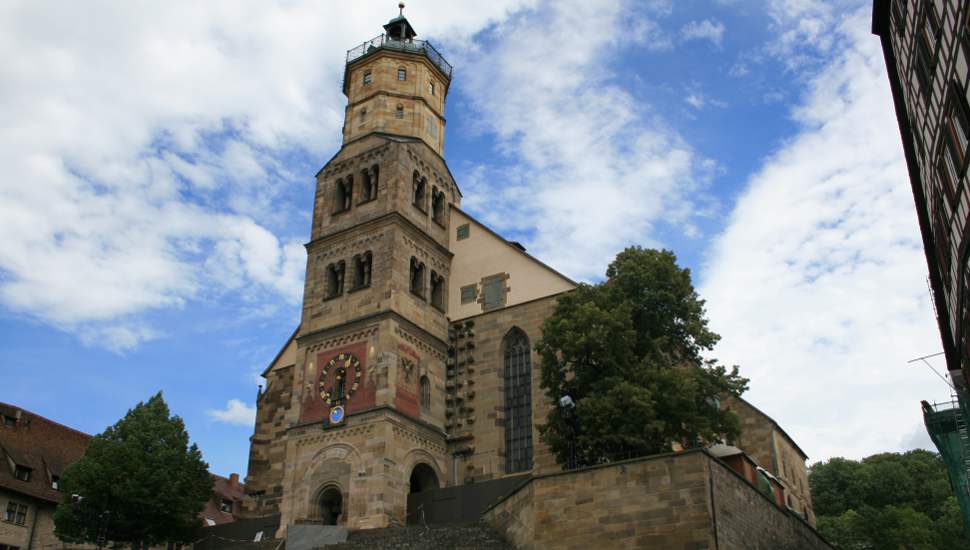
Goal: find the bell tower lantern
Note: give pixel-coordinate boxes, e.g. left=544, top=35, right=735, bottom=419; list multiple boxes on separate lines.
left=341, top=3, right=453, bottom=155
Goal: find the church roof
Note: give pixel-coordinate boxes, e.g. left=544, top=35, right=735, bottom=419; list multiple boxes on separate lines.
left=0, top=401, right=91, bottom=503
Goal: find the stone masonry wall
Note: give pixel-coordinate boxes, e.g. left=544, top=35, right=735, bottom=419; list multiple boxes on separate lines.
left=484, top=450, right=833, bottom=550
left=483, top=451, right=716, bottom=550
left=710, top=459, right=832, bottom=550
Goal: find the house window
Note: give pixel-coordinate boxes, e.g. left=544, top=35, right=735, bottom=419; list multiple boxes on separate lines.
left=398, top=67, right=407, bottom=81
left=363, top=70, right=372, bottom=85
left=429, top=80, right=435, bottom=95
left=13, top=466, right=30, bottom=482
left=325, top=262, right=345, bottom=300
left=460, top=284, right=477, bottom=304
left=51, top=475, right=60, bottom=490
left=409, top=257, right=426, bottom=298
left=220, top=499, right=233, bottom=513
left=413, top=171, right=427, bottom=212
left=482, top=276, right=506, bottom=310
left=430, top=271, right=445, bottom=310
left=360, top=165, right=379, bottom=202
left=456, top=223, right=470, bottom=240
left=5, top=501, right=27, bottom=525
left=396, top=104, right=404, bottom=119
left=352, top=252, right=373, bottom=290
left=420, top=376, right=431, bottom=412
left=334, top=176, right=353, bottom=213
left=431, top=187, right=446, bottom=225
left=915, top=34, right=934, bottom=98
left=503, top=328, right=533, bottom=473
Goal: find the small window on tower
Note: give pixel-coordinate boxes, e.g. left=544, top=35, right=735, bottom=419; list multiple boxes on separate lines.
left=432, top=187, right=445, bottom=225
left=427, top=115, right=437, bottom=138
left=429, top=80, right=435, bottom=95
left=409, top=257, right=426, bottom=298
left=363, top=70, right=373, bottom=85
left=430, top=271, right=445, bottom=310
left=398, top=67, right=407, bottom=81
left=413, top=172, right=427, bottom=212
left=359, top=108, right=367, bottom=126
left=352, top=251, right=373, bottom=290
left=420, top=376, right=431, bottom=411
left=396, top=104, right=404, bottom=119
left=325, top=262, right=346, bottom=300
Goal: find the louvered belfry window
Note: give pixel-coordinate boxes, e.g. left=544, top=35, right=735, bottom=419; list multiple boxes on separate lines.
left=504, top=328, right=533, bottom=473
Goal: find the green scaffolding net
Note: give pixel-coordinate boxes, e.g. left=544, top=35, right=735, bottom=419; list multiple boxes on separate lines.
left=923, top=388, right=970, bottom=539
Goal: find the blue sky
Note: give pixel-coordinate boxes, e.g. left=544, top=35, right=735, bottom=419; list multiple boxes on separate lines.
left=0, top=0, right=950, bottom=477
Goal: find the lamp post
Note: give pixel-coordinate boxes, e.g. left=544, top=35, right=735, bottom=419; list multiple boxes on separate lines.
left=559, top=395, right=579, bottom=469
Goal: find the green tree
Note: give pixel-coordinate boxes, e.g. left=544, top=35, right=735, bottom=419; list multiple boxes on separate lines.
left=54, top=393, right=212, bottom=548
left=810, top=450, right=970, bottom=549
left=536, top=247, right=748, bottom=467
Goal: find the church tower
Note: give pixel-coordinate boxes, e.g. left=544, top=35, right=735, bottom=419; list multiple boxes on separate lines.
left=245, top=6, right=459, bottom=531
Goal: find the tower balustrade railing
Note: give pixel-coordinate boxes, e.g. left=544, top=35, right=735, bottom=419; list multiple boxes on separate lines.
left=346, top=34, right=453, bottom=78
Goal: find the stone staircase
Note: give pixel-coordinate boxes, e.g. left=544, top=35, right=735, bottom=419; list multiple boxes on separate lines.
left=316, top=523, right=514, bottom=550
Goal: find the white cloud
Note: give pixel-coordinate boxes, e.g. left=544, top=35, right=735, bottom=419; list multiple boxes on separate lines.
left=681, top=19, right=726, bottom=48
left=0, top=0, right=534, bottom=351
left=207, top=399, right=257, bottom=427
left=700, top=8, right=951, bottom=461
left=457, top=0, right=705, bottom=281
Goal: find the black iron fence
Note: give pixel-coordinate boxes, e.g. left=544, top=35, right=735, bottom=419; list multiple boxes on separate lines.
left=346, top=34, right=452, bottom=78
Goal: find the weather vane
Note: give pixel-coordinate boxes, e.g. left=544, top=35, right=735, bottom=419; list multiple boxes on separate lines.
left=399, top=2, right=405, bottom=16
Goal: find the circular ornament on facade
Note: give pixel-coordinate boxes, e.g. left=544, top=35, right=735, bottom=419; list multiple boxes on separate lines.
left=319, top=353, right=363, bottom=406
left=329, top=405, right=345, bottom=424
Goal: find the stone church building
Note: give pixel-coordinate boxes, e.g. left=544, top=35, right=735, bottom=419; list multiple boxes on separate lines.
left=242, top=12, right=818, bottom=541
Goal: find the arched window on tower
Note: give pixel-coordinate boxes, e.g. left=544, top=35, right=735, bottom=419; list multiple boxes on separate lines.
left=430, top=271, right=444, bottom=311
left=412, top=172, right=426, bottom=212
left=409, top=257, right=426, bottom=299
left=325, top=261, right=345, bottom=300
left=352, top=251, right=372, bottom=290
left=334, top=176, right=353, bottom=213
left=396, top=104, right=404, bottom=119
left=420, top=376, right=431, bottom=412
left=431, top=187, right=446, bottom=225
left=360, top=165, right=379, bottom=202
left=503, top=328, right=533, bottom=473
left=398, top=67, right=407, bottom=81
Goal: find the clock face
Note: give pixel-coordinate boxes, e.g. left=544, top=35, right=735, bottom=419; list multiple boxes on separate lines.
left=319, top=352, right=363, bottom=406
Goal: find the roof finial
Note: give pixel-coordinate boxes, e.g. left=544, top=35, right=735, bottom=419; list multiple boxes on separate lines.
left=399, top=2, right=405, bottom=16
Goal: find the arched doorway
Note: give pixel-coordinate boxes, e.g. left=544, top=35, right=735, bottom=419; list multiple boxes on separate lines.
left=406, top=463, right=440, bottom=525
left=317, top=486, right=343, bottom=525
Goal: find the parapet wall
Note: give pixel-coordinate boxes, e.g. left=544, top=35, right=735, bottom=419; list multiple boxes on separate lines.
left=482, top=449, right=832, bottom=550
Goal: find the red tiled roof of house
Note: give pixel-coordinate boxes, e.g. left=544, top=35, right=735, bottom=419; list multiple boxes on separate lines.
left=200, top=473, right=246, bottom=525
left=0, top=402, right=91, bottom=504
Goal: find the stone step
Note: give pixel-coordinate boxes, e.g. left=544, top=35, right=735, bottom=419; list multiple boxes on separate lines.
left=315, top=523, right=514, bottom=550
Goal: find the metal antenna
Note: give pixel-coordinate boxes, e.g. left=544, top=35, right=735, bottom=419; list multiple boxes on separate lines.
left=908, top=351, right=954, bottom=390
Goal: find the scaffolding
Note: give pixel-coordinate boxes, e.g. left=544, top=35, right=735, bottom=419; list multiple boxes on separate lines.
left=923, top=387, right=970, bottom=538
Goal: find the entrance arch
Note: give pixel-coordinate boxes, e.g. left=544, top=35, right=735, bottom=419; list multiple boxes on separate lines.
left=406, top=462, right=440, bottom=525
left=317, top=486, right=343, bottom=525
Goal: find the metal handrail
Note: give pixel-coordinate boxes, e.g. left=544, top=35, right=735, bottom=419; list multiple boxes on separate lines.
left=346, top=34, right=452, bottom=78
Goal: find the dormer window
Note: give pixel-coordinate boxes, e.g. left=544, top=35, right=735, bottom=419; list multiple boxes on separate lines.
left=220, top=499, right=233, bottom=513
left=398, top=67, right=407, bottom=81
left=14, top=465, right=31, bottom=482
left=51, top=475, right=60, bottom=490
left=363, top=70, right=373, bottom=85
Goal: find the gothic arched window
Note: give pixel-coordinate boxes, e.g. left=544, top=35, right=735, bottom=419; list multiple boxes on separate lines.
left=413, top=172, right=426, bottom=212
left=409, top=257, right=426, bottom=298
left=503, top=328, right=533, bottom=473
left=361, top=165, right=378, bottom=202
left=420, top=376, right=431, bottom=412
left=352, top=251, right=372, bottom=290
left=431, top=187, right=445, bottom=225
left=430, top=271, right=444, bottom=311
left=325, top=261, right=345, bottom=300
left=335, top=176, right=353, bottom=213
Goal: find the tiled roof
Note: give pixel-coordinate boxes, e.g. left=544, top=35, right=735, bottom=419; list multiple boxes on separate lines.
left=0, top=402, right=91, bottom=503
left=201, top=473, right=247, bottom=525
